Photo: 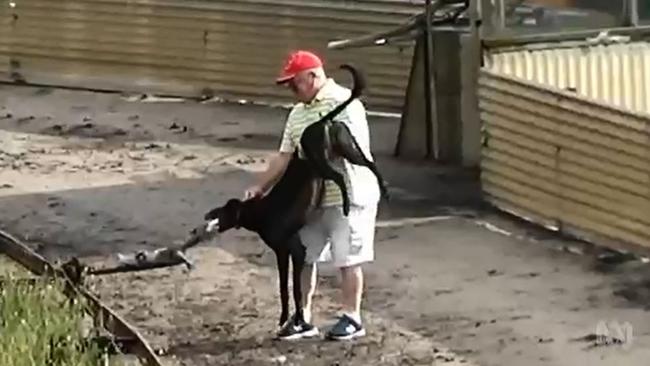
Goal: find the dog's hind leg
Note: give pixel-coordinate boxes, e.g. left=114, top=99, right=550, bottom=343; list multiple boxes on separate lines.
left=275, top=248, right=290, bottom=327
left=329, top=172, right=350, bottom=216
left=330, top=122, right=390, bottom=200
left=289, top=236, right=307, bottom=324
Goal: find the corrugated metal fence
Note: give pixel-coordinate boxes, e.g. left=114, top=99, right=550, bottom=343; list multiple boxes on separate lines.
left=0, top=0, right=421, bottom=112
left=484, top=41, right=650, bottom=116
left=479, top=41, right=650, bottom=254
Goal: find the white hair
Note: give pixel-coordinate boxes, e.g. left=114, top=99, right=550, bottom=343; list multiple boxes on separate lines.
left=309, top=66, right=327, bottom=80
left=299, top=66, right=327, bottom=82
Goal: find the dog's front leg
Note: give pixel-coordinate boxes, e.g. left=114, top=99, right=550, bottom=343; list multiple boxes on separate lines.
left=275, top=248, right=290, bottom=327
left=303, top=142, right=351, bottom=215
left=301, top=123, right=352, bottom=215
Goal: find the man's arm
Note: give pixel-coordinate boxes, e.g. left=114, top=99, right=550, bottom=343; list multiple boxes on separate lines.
left=244, top=114, right=295, bottom=199
left=252, top=152, right=291, bottom=194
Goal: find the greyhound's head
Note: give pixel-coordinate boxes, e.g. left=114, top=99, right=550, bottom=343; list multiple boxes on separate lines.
left=204, top=198, right=243, bottom=232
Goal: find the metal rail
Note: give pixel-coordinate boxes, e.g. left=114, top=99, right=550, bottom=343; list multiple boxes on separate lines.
left=0, top=230, right=163, bottom=366
left=327, top=1, right=470, bottom=51
left=483, top=24, right=650, bottom=49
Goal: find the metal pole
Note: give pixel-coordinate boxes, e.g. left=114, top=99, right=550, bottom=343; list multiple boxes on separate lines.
left=629, top=0, right=640, bottom=26
left=477, top=0, right=494, bottom=37
left=496, top=0, right=506, bottom=31
left=424, top=0, right=436, bottom=159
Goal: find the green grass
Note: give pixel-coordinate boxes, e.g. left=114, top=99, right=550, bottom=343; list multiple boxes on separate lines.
left=0, top=274, right=115, bottom=366
left=0, top=255, right=32, bottom=278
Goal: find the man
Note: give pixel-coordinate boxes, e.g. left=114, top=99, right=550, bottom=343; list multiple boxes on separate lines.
left=243, top=50, right=380, bottom=341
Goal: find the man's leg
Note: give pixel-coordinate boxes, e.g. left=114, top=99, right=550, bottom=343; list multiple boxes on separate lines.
left=340, top=264, right=363, bottom=324
left=326, top=204, right=377, bottom=340
left=302, top=239, right=336, bottom=323
left=300, top=262, right=318, bottom=324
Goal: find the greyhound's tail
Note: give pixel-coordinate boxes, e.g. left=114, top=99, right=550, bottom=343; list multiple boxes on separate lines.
left=317, top=64, right=365, bottom=123
left=339, top=63, right=366, bottom=100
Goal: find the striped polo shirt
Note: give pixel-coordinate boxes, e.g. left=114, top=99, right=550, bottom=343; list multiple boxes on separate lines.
left=279, top=78, right=380, bottom=208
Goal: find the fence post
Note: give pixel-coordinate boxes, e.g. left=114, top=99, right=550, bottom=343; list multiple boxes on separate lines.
left=628, top=0, right=640, bottom=26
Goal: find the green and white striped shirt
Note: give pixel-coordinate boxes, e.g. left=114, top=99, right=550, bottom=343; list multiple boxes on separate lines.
left=279, top=78, right=380, bottom=208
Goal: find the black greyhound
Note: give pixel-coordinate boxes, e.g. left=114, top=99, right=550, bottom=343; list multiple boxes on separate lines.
left=299, top=64, right=389, bottom=216
left=204, top=152, right=322, bottom=330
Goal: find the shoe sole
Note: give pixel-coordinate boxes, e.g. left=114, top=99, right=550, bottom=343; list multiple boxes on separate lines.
left=277, top=327, right=320, bottom=341
left=327, top=328, right=366, bottom=341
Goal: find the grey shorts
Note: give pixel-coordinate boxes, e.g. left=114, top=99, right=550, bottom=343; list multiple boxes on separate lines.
left=299, top=204, right=378, bottom=268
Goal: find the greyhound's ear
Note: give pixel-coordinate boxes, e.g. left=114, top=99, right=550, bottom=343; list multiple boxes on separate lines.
left=204, top=205, right=223, bottom=221
left=227, top=198, right=243, bottom=206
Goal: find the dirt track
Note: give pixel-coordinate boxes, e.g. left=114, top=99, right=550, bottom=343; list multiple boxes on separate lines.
left=1, top=84, right=650, bottom=366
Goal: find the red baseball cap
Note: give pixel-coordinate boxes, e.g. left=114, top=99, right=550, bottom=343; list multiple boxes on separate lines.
left=276, top=50, right=324, bottom=84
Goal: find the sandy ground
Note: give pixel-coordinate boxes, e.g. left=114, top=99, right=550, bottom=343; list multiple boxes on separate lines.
left=1, top=84, right=650, bottom=366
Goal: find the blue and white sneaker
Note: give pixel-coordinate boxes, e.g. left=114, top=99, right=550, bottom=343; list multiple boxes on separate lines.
left=326, top=314, right=366, bottom=341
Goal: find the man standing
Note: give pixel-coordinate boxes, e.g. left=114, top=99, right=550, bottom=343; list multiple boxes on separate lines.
left=243, top=50, right=380, bottom=341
